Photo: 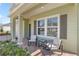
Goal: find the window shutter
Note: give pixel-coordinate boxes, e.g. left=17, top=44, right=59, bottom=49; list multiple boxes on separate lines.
left=60, top=14, right=67, bottom=39
left=34, top=20, right=37, bottom=35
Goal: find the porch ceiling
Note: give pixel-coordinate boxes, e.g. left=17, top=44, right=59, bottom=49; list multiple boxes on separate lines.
left=22, top=3, right=67, bottom=18
left=10, top=3, right=67, bottom=18
left=10, top=3, right=40, bottom=18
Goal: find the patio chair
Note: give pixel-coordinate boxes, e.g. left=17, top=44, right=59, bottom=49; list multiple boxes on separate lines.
left=45, top=39, right=63, bottom=55
left=28, top=35, right=36, bottom=46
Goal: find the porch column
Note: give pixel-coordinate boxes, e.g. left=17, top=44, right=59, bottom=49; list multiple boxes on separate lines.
left=17, top=15, right=23, bottom=45
left=10, top=17, right=16, bottom=42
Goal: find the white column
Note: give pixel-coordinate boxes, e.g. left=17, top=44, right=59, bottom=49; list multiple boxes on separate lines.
left=17, top=15, right=23, bottom=45
left=10, top=17, right=16, bottom=42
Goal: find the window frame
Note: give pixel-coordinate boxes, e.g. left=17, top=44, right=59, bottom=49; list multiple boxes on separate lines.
left=37, top=18, right=45, bottom=36
left=36, top=14, right=60, bottom=39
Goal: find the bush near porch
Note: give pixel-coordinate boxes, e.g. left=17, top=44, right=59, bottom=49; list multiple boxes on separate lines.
left=0, top=41, right=30, bottom=56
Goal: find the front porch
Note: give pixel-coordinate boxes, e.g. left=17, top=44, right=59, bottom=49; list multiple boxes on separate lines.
left=10, top=3, right=78, bottom=55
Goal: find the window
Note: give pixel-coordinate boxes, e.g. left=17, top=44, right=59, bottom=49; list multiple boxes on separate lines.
left=47, top=17, right=58, bottom=26
left=38, top=28, right=44, bottom=35
left=38, top=20, right=45, bottom=27
left=36, top=15, right=60, bottom=38
left=37, top=20, right=45, bottom=35
left=47, top=28, right=57, bottom=37
left=47, top=17, right=59, bottom=37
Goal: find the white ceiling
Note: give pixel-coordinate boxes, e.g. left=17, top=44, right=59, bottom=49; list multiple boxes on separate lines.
left=10, top=3, right=67, bottom=18
left=22, top=3, right=67, bottom=18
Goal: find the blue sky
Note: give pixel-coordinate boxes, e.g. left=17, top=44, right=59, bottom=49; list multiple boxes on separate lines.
left=0, top=3, right=10, bottom=24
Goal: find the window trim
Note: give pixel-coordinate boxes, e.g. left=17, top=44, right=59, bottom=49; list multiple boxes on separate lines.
left=36, top=14, right=60, bottom=39
left=37, top=19, right=45, bottom=36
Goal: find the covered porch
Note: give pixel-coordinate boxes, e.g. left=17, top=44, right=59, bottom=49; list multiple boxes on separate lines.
left=10, top=3, right=79, bottom=55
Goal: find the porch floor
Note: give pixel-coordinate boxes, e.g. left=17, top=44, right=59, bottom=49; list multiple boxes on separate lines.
left=27, top=46, right=77, bottom=56
left=22, top=39, right=77, bottom=56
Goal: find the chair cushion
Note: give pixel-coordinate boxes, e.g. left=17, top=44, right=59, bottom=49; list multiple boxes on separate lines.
left=46, top=43, right=58, bottom=50
left=53, top=39, right=61, bottom=48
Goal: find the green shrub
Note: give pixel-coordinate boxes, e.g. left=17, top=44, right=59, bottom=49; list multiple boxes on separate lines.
left=0, top=28, right=3, bottom=32
left=0, top=41, right=30, bottom=56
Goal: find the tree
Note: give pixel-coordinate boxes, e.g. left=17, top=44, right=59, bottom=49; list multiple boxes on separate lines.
left=0, top=28, right=3, bottom=32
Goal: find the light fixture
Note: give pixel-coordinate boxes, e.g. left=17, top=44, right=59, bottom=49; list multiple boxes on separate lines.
left=41, top=6, right=44, bottom=8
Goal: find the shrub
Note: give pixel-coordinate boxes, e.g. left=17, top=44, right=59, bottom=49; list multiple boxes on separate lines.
left=0, top=28, right=3, bottom=32
left=0, top=41, right=30, bottom=56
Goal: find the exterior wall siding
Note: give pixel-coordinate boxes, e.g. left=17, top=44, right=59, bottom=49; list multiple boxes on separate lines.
left=77, top=3, right=79, bottom=55
left=24, top=19, right=29, bottom=38
left=27, top=4, right=77, bottom=53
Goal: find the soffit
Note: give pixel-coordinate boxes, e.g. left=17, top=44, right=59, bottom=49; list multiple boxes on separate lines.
left=10, top=3, right=40, bottom=17
left=22, top=3, right=67, bottom=18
